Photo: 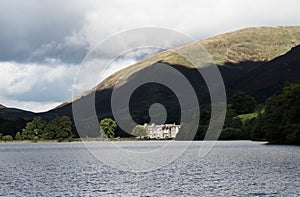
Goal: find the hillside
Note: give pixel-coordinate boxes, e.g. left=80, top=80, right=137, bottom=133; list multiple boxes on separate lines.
left=47, top=27, right=300, bottom=131
left=0, top=104, right=5, bottom=109
left=1, top=26, right=300, bottom=127
left=0, top=108, right=37, bottom=121
left=92, top=26, right=300, bottom=92
left=230, top=45, right=300, bottom=102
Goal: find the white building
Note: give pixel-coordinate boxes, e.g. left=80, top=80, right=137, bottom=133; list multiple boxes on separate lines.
left=144, top=123, right=181, bottom=139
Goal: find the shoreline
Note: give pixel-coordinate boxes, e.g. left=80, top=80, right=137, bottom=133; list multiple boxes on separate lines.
left=0, top=138, right=263, bottom=143
left=0, top=139, right=298, bottom=145
left=0, top=137, right=174, bottom=143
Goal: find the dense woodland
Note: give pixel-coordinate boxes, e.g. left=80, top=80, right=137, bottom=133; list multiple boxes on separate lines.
left=180, top=81, right=300, bottom=145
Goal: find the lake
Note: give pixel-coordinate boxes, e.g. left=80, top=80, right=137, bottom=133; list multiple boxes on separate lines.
left=0, top=141, right=299, bottom=196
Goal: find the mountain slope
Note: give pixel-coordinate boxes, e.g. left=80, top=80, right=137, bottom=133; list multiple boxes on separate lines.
left=230, top=45, right=300, bottom=102
left=55, top=26, right=300, bottom=110
left=0, top=104, right=5, bottom=109
left=1, top=26, right=300, bottom=124
left=0, top=108, right=37, bottom=121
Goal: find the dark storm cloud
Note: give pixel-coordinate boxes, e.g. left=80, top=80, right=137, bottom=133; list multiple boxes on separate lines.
left=0, top=0, right=89, bottom=64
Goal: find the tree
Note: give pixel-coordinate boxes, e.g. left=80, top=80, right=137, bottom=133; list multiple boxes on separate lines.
left=43, top=116, right=72, bottom=141
left=239, top=117, right=257, bottom=140
left=100, top=118, right=117, bottom=138
left=56, top=116, right=72, bottom=141
left=43, top=117, right=60, bottom=140
left=249, top=81, right=300, bottom=143
left=31, top=117, right=47, bottom=137
left=254, top=82, right=300, bottom=144
left=132, top=125, right=149, bottom=138
left=22, top=122, right=35, bottom=140
left=229, top=92, right=256, bottom=115
left=228, top=117, right=243, bottom=128
left=250, top=116, right=265, bottom=141
left=15, top=132, right=22, bottom=140
left=22, top=117, right=47, bottom=140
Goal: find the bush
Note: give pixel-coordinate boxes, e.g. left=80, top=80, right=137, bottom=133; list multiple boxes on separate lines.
left=2, top=135, right=13, bottom=141
left=132, top=125, right=149, bottom=138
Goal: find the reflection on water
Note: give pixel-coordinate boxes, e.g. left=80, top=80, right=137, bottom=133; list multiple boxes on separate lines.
left=0, top=141, right=299, bottom=196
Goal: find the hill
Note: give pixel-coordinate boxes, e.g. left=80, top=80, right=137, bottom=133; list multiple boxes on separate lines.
left=0, top=108, right=38, bottom=121
left=45, top=27, right=300, bottom=138
left=230, top=45, right=300, bottom=102
left=0, top=104, right=5, bottom=109
left=1, top=26, right=300, bottom=129
left=93, top=26, right=300, bottom=91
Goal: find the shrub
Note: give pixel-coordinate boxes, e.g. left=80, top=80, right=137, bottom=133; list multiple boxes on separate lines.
left=2, top=135, right=13, bottom=141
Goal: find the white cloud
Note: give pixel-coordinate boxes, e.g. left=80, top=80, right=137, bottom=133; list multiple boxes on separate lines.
left=0, top=61, right=78, bottom=112
left=0, top=96, right=61, bottom=113
left=0, top=61, right=77, bottom=95
left=71, top=0, right=300, bottom=49
left=1, top=0, right=300, bottom=112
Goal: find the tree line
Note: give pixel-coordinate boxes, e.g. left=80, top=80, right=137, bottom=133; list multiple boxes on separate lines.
left=0, top=116, right=73, bottom=142
left=177, top=82, right=300, bottom=145
left=0, top=116, right=149, bottom=142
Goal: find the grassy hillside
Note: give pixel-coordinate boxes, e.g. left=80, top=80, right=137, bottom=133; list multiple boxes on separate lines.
left=95, top=26, right=300, bottom=91
left=200, top=26, right=300, bottom=64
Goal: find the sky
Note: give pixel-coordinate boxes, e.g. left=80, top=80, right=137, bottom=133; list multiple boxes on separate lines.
left=0, top=0, right=299, bottom=112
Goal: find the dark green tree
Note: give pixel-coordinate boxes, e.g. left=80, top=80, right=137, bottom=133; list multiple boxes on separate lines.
left=55, top=116, right=72, bottom=141
left=223, top=107, right=238, bottom=128
left=43, top=116, right=72, bottom=141
left=229, top=92, right=256, bottom=115
left=43, top=117, right=61, bottom=140
left=31, top=117, right=47, bottom=137
left=228, top=118, right=243, bottom=128
left=15, top=132, right=22, bottom=140
left=22, top=117, right=47, bottom=139
left=255, top=82, right=300, bottom=144
left=100, top=118, right=117, bottom=138
left=22, top=122, right=36, bottom=140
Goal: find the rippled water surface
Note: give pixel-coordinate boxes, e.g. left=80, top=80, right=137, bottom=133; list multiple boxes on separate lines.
left=0, top=141, right=299, bottom=196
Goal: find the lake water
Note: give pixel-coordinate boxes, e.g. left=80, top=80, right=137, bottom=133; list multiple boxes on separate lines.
left=0, top=141, right=299, bottom=196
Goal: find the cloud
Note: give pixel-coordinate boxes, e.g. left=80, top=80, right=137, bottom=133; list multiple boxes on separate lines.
left=1, top=0, right=300, bottom=111
left=72, top=0, right=300, bottom=48
left=0, top=61, right=78, bottom=112
left=1, top=0, right=300, bottom=64
left=0, top=96, right=61, bottom=113
left=0, top=0, right=89, bottom=63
